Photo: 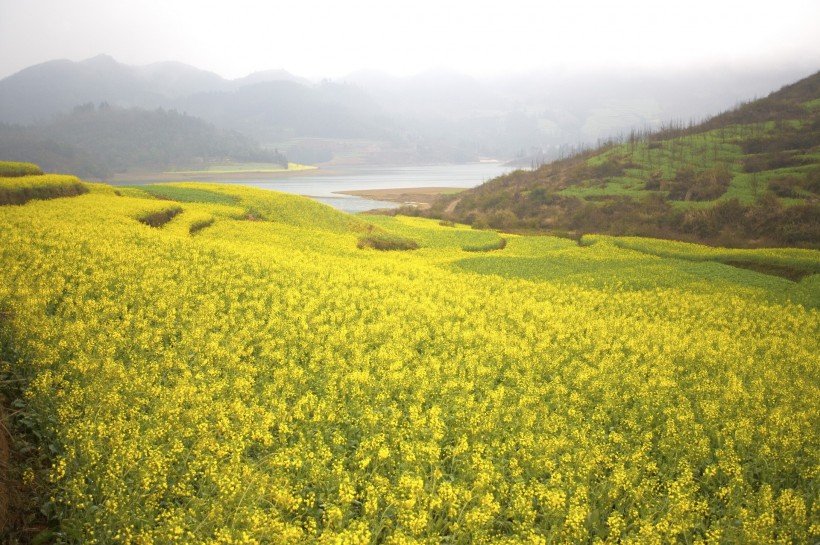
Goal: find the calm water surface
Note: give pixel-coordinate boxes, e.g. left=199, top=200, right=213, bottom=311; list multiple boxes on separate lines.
left=216, top=163, right=513, bottom=213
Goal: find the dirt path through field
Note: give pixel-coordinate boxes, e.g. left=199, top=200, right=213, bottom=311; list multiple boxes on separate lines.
left=444, top=197, right=462, bottom=214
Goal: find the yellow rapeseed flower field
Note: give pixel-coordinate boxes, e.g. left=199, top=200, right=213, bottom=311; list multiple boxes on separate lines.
left=0, top=178, right=818, bottom=544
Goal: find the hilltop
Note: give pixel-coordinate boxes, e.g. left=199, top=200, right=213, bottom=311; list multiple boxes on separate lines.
left=426, top=71, right=820, bottom=248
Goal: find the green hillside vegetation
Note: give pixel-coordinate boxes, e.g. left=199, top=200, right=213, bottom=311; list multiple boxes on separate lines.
left=128, top=184, right=241, bottom=206
left=425, top=71, right=820, bottom=248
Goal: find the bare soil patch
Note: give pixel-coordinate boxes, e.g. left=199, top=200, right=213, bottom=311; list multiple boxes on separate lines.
left=336, top=187, right=464, bottom=208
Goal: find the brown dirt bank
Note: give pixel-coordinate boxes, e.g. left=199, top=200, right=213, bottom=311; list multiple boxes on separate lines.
left=335, top=187, right=465, bottom=208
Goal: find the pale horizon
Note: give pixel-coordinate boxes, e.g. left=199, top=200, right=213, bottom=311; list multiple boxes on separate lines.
left=1, top=0, right=819, bottom=81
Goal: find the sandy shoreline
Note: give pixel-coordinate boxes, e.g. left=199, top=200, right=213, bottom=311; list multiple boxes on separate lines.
left=104, top=171, right=466, bottom=209
left=335, top=187, right=465, bottom=207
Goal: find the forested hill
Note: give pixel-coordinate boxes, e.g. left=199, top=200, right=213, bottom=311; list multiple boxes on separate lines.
left=0, top=104, right=287, bottom=179
left=428, top=71, right=820, bottom=248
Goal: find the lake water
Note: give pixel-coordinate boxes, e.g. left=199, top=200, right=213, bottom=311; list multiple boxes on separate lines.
left=210, top=163, right=513, bottom=213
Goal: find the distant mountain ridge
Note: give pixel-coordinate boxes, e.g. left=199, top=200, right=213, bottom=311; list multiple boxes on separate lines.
left=1, top=55, right=816, bottom=169
left=0, top=55, right=306, bottom=124
left=174, top=79, right=391, bottom=141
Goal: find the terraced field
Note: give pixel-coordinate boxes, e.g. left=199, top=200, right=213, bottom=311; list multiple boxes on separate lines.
left=0, top=174, right=818, bottom=544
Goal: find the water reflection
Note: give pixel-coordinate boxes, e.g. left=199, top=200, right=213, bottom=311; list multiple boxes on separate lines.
left=234, top=163, right=512, bottom=213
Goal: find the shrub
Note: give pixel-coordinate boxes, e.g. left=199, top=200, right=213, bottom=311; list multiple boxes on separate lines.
left=644, top=171, right=662, bottom=190
left=743, top=152, right=801, bottom=173
left=357, top=233, right=419, bottom=251
left=243, top=208, right=263, bottom=221
left=462, top=238, right=507, bottom=252
left=137, top=207, right=183, bottom=228
left=189, top=218, right=215, bottom=235
left=468, top=213, right=489, bottom=230
left=487, top=210, right=519, bottom=230
left=768, top=176, right=802, bottom=198
left=667, top=166, right=732, bottom=201
left=589, top=158, right=625, bottom=178
left=801, top=167, right=820, bottom=194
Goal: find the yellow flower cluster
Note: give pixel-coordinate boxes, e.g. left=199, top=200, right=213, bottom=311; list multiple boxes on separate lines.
left=0, top=183, right=817, bottom=543
left=0, top=173, right=88, bottom=204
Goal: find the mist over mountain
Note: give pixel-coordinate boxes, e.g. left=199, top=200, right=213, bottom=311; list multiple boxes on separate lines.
left=174, top=80, right=393, bottom=141
left=0, top=55, right=815, bottom=168
left=233, top=69, right=312, bottom=88
left=344, top=67, right=813, bottom=158
left=0, top=103, right=287, bottom=179
left=0, top=55, right=302, bottom=124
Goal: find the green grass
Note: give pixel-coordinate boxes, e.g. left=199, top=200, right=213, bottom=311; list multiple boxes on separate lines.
left=722, top=173, right=761, bottom=203
left=615, top=134, right=746, bottom=177
left=724, top=164, right=816, bottom=204
left=361, top=215, right=505, bottom=250
left=802, top=97, right=820, bottom=110
left=558, top=176, right=648, bottom=199
left=462, top=238, right=507, bottom=252
left=128, top=184, right=241, bottom=205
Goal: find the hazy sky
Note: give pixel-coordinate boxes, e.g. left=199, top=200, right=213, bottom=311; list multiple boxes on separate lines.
left=1, top=0, right=819, bottom=80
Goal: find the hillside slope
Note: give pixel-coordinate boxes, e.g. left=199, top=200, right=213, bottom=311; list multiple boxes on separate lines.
left=430, top=71, right=820, bottom=248
left=1, top=172, right=818, bottom=543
